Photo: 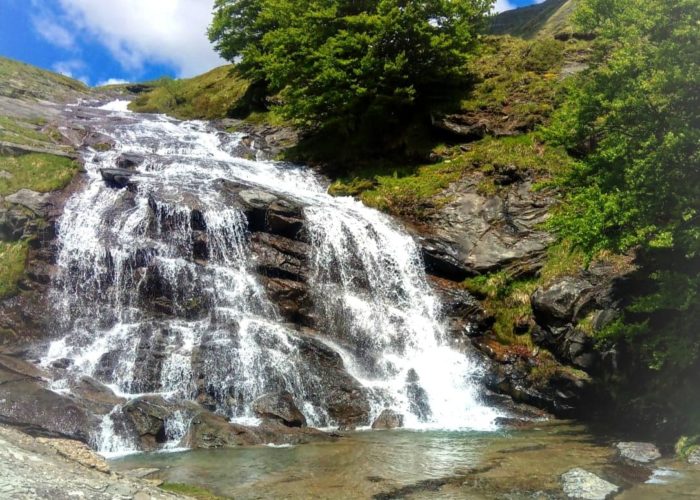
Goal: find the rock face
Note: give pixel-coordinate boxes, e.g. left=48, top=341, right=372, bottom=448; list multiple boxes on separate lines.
left=561, top=468, right=619, bottom=500
left=371, top=409, right=404, bottom=430
left=101, top=168, right=135, bottom=188
left=253, top=391, right=307, bottom=427
left=616, top=442, right=661, bottom=464
left=4, top=189, right=52, bottom=216
left=418, top=178, right=555, bottom=279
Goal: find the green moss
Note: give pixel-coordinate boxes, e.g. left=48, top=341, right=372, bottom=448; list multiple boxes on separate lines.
left=538, top=239, right=586, bottom=285
left=129, top=66, right=250, bottom=120
left=0, top=240, right=28, bottom=299
left=0, top=153, right=78, bottom=196
left=160, top=482, right=227, bottom=499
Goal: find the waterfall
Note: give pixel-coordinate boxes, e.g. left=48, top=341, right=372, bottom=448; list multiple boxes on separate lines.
left=43, top=101, right=498, bottom=454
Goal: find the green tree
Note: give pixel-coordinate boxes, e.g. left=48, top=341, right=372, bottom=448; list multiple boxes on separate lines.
left=547, top=0, right=700, bottom=372
left=209, top=0, right=493, bottom=129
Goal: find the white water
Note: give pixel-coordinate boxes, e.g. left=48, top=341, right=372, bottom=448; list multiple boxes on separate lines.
left=44, top=102, right=499, bottom=454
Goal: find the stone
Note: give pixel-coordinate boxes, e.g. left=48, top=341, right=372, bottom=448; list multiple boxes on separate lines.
left=561, top=468, right=619, bottom=500
left=687, top=448, right=700, bottom=465
left=532, top=277, right=594, bottom=324
left=69, top=376, right=125, bottom=415
left=116, top=153, right=144, bottom=170
left=0, top=170, right=12, bottom=179
left=101, top=168, right=134, bottom=189
left=35, top=437, right=110, bottom=473
left=5, top=189, right=52, bottom=216
left=250, top=232, right=310, bottom=282
left=371, top=409, right=404, bottom=430
left=252, top=391, right=307, bottom=427
left=616, top=442, right=661, bottom=464
left=119, top=396, right=199, bottom=450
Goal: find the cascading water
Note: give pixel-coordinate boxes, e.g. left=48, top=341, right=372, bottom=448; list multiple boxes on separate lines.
left=43, top=100, right=499, bottom=455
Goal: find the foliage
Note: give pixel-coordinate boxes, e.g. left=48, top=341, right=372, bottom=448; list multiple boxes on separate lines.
left=129, top=66, right=250, bottom=120
left=209, top=0, right=494, bottom=130
left=545, top=0, right=700, bottom=372
left=0, top=153, right=78, bottom=196
left=329, top=134, right=571, bottom=218
left=0, top=240, right=28, bottom=299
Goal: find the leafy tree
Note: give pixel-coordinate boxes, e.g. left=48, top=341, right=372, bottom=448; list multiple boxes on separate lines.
left=546, top=0, right=700, bottom=373
left=209, top=0, right=494, bottom=129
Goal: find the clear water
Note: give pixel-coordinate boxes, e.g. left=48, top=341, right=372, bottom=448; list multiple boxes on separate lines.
left=42, top=102, right=500, bottom=454
left=111, top=422, right=700, bottom=499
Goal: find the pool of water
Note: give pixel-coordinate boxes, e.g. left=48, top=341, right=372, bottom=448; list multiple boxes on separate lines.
left=112, top=421, right=700, bottom=499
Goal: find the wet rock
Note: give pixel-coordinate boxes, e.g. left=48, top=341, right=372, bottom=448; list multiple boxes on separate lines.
left=119, top=396, right=199, bottom=451
left=428, top=275, right=493, bottom=336
left=5, top=189, right=52, bottom=217
left=251, top=232, right=310, bottom=282
left=687, top=448, right=700, bottom=465
left=405, top=369, right=432, bottom=421
left=116, top=153, right=144, bottom=170
left=68, top=376, right=125, bottom=416
left=371, top=409, right=404, bottom=430
left=252, top=391, right=307, bottom=427
left=185, top=412, right=263, bottom=448
left=561, top=468, right=619, bottom=500
left=532, top=277, right=595, bottom=324
left=259, top=276, right=314, bottom=325
left=616, top=442, right=661, bottom=464
left=101, top=168, right=134, bottom=189
left=0, top=361, right=97, bottom=443
left=267, top=200, right=305, bottom=239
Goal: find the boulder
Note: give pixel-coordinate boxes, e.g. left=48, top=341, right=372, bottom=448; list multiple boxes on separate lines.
left=0, top=207, right=32, bottom=240
left=100, top=168, right=134, bottom=189
left=688, top=448, right=700, bottom=465
left=252, top=391, right=307, bottom=427
left=0, top=362, right=97, bottom=443
left=616, top=442, right=661, bottom=464
left=69, top=376, right=125, bottom=416
left=371, top=409, right=404, bottom=430
left=5, top=189, right=52, bottom=217
left=119, top=396, right=199, bottom=451
left=532, top=277, right=595, bottom=324
left=115, top=153, right=144, bottom=170
left=561, top=468, right=619, bottom=500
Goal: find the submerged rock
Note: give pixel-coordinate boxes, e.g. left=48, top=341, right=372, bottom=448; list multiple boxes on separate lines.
left=252, top=391, right=307, bottom=428
left=616, top=442, right=661, bottom=464
left=371, top=409, right=404, bottom=430
left=561, top=468, right=619, bottom=499
left=115, top=153, right=144, bottom=170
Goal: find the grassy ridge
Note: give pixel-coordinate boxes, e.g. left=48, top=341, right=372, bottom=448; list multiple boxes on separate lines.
left=0, top=57, right=88, bottom=102
left=128, top=65, right=249, bottom=120
left=490, top=0, right=576, bottom=39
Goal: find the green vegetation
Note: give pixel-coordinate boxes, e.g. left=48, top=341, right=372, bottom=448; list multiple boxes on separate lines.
left=0, top=153, right=78, bottom=196
left=329, top=134, right=571, bottom=219
left=464, top=240, right=585, bottom=344
left=209, top=0, right=493, bottom=157
left=129, top=65, right=249, bottom=120
left=0, top=56, right=88, bottom=102
left=546, top=0, right=700, bottom=371
left=0, top=241, right=28, bottom=299
left=160, top=482, right=227, bottom=500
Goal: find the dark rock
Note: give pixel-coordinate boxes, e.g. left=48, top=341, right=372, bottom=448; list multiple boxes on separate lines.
left=0, top=357, right=96, bottom=443
left=259, top=276, right=314, bottom=325
left=239, top=189, right=278, bottom=231
left=69, top=376, right=125, bottom=415
left=615, top=442, right=661, bottom=464
left=371, top=409, right=404, bottom=429
left=405, top=369, right=432, bottom=421
left=267, top=200, right=305, bottom=239
left=531, top=277, right=595, bottom=324
left=0, top=207, right=32, bottom=240
left=250, top=232, right=310, bottom=282
left=120, top=396, right=199, bottom=451
left=252, top=391, right=307, bottom=427
left=115, top=153, right=144, bottom=170
left=100, top=168, right=134, bottom=189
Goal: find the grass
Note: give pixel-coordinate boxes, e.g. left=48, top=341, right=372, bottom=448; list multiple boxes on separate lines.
left=463, top=240, right=586, bottom=344
left=328, top=133, right=572, bottom=219
left=0, top=153, right=78, bottom=196
left=0, top=240, right=28, bottom=299
left=0, top=56, right=88, bottom=102
left=160, top=482, right=227, bottom=500
left=129, top=65, right=250, bottom=120
left=489, top=0, right=575, bottom=39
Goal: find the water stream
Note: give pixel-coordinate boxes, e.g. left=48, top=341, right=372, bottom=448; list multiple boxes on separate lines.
left=42, top=101, right=499, bottom=455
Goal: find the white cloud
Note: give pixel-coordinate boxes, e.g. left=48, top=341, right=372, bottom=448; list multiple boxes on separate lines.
left=32, top=17, right=76, bottom=50
left=52, top=59, right=90, bottom=85
left=494, top=0, right=516, bottom=12
left=96, top=78, right=130, bottom=87
left=46, top=0, right=225, bottom=77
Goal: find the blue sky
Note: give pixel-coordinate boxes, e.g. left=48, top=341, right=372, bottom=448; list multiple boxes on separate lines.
left=0, top=0, right=542, bottom=87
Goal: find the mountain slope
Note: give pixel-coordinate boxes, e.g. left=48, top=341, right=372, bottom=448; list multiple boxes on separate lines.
left=490, top=0, right=576, bottom=39
left=0, top=57, right=90, bottom=103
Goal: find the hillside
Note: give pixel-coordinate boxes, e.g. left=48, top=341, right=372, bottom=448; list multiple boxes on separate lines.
left=0, top=56, right=90, bottom=103
left=490, top=0, right=576, bottom=39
